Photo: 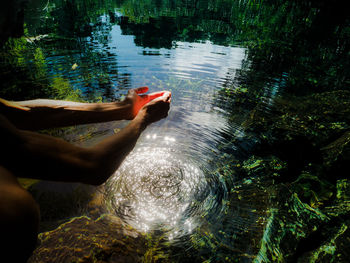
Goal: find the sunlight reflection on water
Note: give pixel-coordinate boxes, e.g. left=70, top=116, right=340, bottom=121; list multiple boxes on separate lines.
left=104, top=133, right=207, bottom=236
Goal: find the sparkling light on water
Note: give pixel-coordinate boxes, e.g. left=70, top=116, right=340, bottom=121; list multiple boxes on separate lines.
left=104, top=133, right=207, bottom=235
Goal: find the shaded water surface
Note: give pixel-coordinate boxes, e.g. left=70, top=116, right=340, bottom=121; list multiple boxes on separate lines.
left=0, top=0, right=349, bottom=262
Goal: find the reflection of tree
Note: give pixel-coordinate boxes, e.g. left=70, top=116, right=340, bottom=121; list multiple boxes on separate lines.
left=211, top=0, right=349, bottom=106
left=0, top=37, right=51, bottom=100
left=0, top=0, right=123, bottom=101
left=116, top=0, right=240, bottom=47
left=119, top=16, right=178, bottom=49
left=0, top=36, right=85, bottom=101
left=212, top=0, right=349, bottom=169
left=115, top=0, right=348, bottom=95
left=1, top=0, right=348, bottom=101
left=31, top=0, right=117, bottom=38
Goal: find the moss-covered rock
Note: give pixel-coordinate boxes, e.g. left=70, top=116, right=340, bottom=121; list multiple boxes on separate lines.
left=17, top=178, right=40, bottom=189
left=211, top=89, right=350, bottom=262
left=28, top=215, right=148, bottom=263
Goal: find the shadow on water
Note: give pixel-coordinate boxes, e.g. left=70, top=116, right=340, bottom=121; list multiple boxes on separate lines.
left=1, top=0, right=349, bottom=262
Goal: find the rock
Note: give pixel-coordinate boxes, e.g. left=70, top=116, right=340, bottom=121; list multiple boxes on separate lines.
left=28, top=214, right=148, bottom=263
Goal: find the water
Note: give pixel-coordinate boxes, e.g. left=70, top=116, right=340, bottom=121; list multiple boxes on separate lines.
left=0, top=0, right=349, bottom=261
left=86, top=14, right=246, bottom=240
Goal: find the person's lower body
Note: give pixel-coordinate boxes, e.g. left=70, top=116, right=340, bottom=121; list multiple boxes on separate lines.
left=0, top=166, right=39, bottom=262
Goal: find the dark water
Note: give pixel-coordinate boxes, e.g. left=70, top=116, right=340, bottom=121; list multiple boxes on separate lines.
left=0, top=0, right=349, bottom=262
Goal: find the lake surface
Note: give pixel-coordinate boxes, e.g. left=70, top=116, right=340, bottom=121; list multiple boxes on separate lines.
left=0, top=0, right=349, bottom=262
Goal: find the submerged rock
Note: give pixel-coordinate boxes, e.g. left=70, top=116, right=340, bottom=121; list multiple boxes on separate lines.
left=323, top=179, right=350, bottom=218
left=27, top=181, right=96, bottom=232
left=297, top=221, right=350, bottom=263
left=296, top=179, right=350, bottom=262
left=291, top=172, right=334, bottom=209
left=255, top=187, right=329, bottom=262
left=244, top=91, right=350, bottom=262
left=243, top=91, right=350, bottom=167
left=28, top=215, right=148, bottom=263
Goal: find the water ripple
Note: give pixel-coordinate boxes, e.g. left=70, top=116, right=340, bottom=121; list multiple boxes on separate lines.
left=104, top=138, right=211, bottom=235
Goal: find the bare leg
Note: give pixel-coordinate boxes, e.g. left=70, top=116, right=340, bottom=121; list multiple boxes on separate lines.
left=0, top=166, right=40, bottom=262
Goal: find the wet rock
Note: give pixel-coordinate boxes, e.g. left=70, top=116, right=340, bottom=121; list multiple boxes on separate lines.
left=28, top=214, right=148, bottom=263
left=322, top=131, right=350, bottom=164
left=285, top=179, right=350, bottom=262
left=214, top=154, right=287, bottom=184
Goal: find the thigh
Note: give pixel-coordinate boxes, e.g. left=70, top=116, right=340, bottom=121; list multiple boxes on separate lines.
left=0, top=166, right=40, bottom=262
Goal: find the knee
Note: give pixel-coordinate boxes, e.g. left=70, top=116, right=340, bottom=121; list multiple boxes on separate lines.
left=0, top=184, right=40, bottom=261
